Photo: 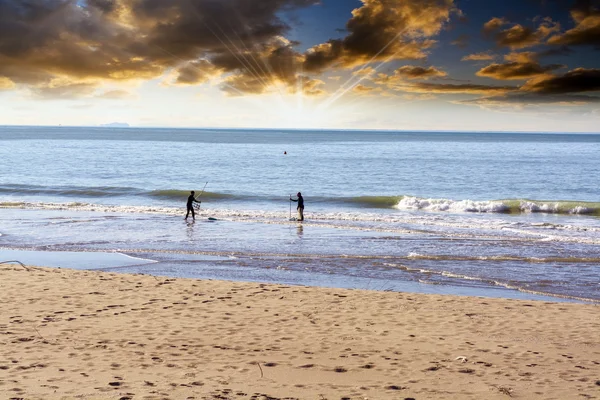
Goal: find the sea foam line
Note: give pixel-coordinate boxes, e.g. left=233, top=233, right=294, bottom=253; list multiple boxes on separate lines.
left=2, top=201, right=600, bottom=244
left=395, top=196, right=600, bottom=215
left=394, top=263, right=599, bottom=303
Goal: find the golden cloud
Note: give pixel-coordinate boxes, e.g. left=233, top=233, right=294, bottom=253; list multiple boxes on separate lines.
left=28, top=80, right=99, bottom=100
left=303, top=0, right=456, bottom=73
left=483, top=17, right=560, bottom=49
left=171, top=60, right=223, bottom=86
left=476, top=57, right=563, bottom=80
left=461, top=52, right=496, bottom=61
left=373, top=69, right=515, bottom=94
left=405, top=82, right=515, bottom=94
left=290, top=76, right=327, bottom=96
left=394, top=65, right=447, bottom=79
left=0, top=77, right=15, bottom=90
left=95, top=90, right=136, bottom=100
left=0, top=0, right=317, bottom=98
left=548, top=11, right=600, bottom=46
left=483, top=17, right=508, bottom=33
left=352, top=84, right=378, bottom=95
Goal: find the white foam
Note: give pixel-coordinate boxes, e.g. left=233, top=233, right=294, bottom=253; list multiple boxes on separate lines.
left=396, top=196, right=509, bottom=213
left=115, top=252, right=158, bottom=264
left=3, top=201, right=600, bottom=245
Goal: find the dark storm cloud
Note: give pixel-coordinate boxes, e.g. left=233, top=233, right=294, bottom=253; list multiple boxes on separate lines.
left=302, top=0, right=456, bottom=73
left=547, top=1, right=600, bottom=46
left=522, top=68, right=600, bottom=93
left=0, top=0, right=318, bottom=97
left=460, top=67, right=600, bottom=108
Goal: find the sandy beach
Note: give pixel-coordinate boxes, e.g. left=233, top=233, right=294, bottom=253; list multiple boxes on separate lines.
left=0, top=264, right=599, bottom=400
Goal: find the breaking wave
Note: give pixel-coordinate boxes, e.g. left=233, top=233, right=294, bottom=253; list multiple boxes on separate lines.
left=0, top=183, right=599, bottom=216
left=395, top=196, right=600, bottom=215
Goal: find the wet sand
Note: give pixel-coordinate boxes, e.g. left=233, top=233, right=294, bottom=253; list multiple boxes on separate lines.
left=1, top=265, right=599, bottom=399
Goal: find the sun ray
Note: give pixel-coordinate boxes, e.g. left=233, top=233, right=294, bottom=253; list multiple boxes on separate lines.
left=317, top=30, right=408, bottom=112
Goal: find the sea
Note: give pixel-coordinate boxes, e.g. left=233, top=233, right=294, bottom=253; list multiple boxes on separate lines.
left=1, top=126, right=599, bottom=303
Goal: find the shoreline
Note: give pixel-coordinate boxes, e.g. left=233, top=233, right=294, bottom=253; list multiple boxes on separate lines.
left=1, top=264, right=599, bottom=399
left=1, top=248, right=592, bottom=304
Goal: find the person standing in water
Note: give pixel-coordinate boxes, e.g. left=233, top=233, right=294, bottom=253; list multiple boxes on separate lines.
left=290, top=192, right=304, bottom=221
left=185, top=191, right=201, bottom=220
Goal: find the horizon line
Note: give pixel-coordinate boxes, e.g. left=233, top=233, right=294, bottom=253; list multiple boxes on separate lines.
left=1, top=124, right=599, bottom=135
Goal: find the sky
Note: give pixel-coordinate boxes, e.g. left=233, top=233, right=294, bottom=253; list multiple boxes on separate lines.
left=0, top=0, right=599, bottom=132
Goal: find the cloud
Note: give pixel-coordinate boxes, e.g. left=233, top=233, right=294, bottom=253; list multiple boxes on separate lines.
left=458, top=92, right=600, bottom=113
left=476, top=53, right=563, bottom=80
left=352, top=84, right=378, bottom=94
left=171, top=60, right=223, bottom=86
left=463, top=92, right=600, bottom=105
left=353, top=67, right=377, bottom=76
left=0, top=77, right=15, bottom=90
left=547, top=4, right=600, bottom=46
left=214, top=38, right=307, bottom=95
left=292, top=76, right=327, bottom=96
left=405, top=82, right=515, bottom=94
left=0, top=0, right=318, bottom=97
left=394, top=65, right=447, bottom=79
left=461, top=52, right=496, bottom=61
left=459, top=68, right=600, bottom=109
left=303, top=0, right=456, bottom=73
left=483, top=17, right=508, bottom=33
left=374, top=73, right=515, bottom=94
left=371, top=65, right=446, bottom=87
left=28, top=80, right=98, bottom=100
left=95, top=90, right=136, bottom=99
left=522, top=68, right=600, bottom=94
left=482, top=17, right=560, bottom=49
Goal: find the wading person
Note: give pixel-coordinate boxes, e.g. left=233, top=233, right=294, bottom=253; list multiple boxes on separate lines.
left=290, top=192, right=304, bottom=221
left=185, top=191, right=201, bottom=220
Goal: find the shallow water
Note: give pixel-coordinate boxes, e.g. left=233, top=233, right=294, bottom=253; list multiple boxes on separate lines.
left=1, top=127, right=599, bottom=301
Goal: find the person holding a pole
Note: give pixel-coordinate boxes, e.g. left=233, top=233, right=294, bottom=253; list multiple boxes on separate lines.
left=185, top=190, right=201, bottom=220
left=290, top=192, right=304, bottom=222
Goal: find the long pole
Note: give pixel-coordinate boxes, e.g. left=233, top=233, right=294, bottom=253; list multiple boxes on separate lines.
left=195, top=182, right=208, bottom=212
left=196, top=182, right=208, bottom=199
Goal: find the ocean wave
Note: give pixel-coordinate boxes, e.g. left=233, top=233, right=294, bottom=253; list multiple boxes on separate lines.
left=396, top=196, right=600, bottom=215
left=0, top=184, right=143, bottom=197
left=1, top=183, right=598, bottom=215
left=149, top=189, right=236, bottom=200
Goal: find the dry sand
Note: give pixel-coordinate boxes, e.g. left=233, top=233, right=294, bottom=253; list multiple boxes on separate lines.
left=0, top=264, right=599, bottom=400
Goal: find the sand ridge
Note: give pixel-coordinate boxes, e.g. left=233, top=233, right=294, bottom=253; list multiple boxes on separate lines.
left=0, top=265, right=599, bottom=399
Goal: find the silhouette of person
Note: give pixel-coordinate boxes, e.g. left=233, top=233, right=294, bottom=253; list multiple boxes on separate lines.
left=185, top=191, right=201, bottom=220
left=290, top=192, right=304, bottom=221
